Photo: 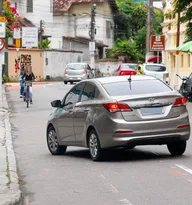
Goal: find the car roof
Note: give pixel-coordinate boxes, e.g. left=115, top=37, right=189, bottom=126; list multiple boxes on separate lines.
left=87, top=75, right=156, bottom=84
left=67, top=63, right=87, bottom=65
left=143, top=63, right=166, bottom=66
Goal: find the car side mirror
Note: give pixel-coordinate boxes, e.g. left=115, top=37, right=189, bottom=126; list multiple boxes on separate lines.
left=51, top=100, right=61, bottom=108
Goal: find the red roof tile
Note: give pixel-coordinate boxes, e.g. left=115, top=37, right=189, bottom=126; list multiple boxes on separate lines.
left=54, top=0, right=107, bottom=12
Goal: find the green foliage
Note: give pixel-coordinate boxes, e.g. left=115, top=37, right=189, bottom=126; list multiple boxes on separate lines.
left=3, top=74, right=9, bottom=83
left=173, top=0, right=192, bottom=41
left=38, top=39, right=51, bottom=49
left=113, top=0, right=164, bottom=60
left=109, top=38, right=139, bottom=61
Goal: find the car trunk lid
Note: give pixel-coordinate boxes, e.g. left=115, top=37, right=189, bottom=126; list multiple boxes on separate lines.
left=113, top=93, right=183, bottom=122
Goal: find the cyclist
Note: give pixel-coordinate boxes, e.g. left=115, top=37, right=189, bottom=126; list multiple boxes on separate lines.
left=22, top=67, right=36, bottom=104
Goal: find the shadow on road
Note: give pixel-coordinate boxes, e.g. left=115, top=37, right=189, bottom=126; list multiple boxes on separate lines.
left=60, top=147, right=190, bottom=162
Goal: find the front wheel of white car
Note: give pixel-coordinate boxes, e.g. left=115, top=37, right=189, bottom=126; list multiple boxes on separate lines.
left=88, top=129, right=102, bottom=161
left=167, top=141, right=186, bottom=156
left=47, top=126, right=67, bottom=155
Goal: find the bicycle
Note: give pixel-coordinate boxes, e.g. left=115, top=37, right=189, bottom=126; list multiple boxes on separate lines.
left=24, top=81, right=32, bottom=108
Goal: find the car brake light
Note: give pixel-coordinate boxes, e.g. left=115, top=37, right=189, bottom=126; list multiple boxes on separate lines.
left=64, top=69, right=67, bottom=74
left=115, top=131, right=133, bottom=135
left=103, top=103, right=132, bottom=113
left=177, top=124, right=190, bottom=129
left=83, top=68, right=86, bottom=74
left=173, top=97, right=186, bottom=106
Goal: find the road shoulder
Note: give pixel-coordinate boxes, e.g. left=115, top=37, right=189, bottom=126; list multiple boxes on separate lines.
left=0, top=86, right=22, bottom=205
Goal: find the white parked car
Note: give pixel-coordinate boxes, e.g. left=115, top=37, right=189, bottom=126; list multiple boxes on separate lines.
left=143, top=63, right=169, bottom=84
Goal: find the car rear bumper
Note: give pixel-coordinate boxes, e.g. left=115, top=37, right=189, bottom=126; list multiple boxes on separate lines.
left=97, top=114, right=190, bottom=148
left=64, top=74, right=87, bottom=82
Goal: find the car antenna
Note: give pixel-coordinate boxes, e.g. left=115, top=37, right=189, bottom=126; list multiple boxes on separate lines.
left=128, top=73, right=132, bottom=90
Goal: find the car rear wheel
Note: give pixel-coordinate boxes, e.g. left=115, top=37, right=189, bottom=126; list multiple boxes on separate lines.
left=64, top=81, right=68, bottom=85
left=88, top=129, right=102, bottom=161
left=70, top=81, right=73, bottom=84
left=47, top=126, right=67, bottom=155
left=167, top=141, right=186, bottom=156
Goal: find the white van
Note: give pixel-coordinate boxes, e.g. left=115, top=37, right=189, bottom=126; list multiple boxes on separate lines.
left=143, top=63, right=169, bottom=84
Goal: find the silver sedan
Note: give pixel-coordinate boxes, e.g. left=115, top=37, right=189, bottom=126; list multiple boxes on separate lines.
left=46, top=76, right=190, bottom=161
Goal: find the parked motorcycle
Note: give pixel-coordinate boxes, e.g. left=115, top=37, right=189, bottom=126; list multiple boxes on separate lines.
left=176, top=74, right=192, bottom=102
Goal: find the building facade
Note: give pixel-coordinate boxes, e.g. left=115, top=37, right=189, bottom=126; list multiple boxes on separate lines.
left=11, top=0, right=115, bottom=57
left=162, top=0, right=192, bottom=87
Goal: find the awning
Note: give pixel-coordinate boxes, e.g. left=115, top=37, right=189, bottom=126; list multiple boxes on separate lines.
left=147, top=56, right=161, bottom=63
left=176, top=41, right=192, bottom=52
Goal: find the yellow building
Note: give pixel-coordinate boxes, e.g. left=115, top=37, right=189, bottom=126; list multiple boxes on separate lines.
left=162, top=0, right=192, bottom=88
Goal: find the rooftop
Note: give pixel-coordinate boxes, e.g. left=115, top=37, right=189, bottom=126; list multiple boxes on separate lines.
left=53, top=0, right=117, bottom=13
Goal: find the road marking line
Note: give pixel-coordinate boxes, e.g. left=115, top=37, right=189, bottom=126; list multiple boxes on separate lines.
left=119, top=198, right=133, bottom=205
left=171, top=169, right=182, bottom=175
left=99, top=174, right=106, bottom=180
left=176, top=164, right=192, bottom=175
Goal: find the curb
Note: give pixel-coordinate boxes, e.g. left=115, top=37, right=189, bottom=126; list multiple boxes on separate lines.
left=1, top=86, right=22, bottom=205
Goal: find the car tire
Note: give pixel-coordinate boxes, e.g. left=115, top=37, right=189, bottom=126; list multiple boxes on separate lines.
left=88, top=129, right=102, bottom=161
left=70, top=81, right=73, bottom=84
left=47, top=126, right=67, bottom=155
left=124, top=145, right=136, bottom=150
left=167, top=141, right=186, bottom=156
left=64, top=81, right=68, bottom=85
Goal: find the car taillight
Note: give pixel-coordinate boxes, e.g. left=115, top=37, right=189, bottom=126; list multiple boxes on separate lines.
left=83, top=68, right=87, bottom=74
left=173, top=97, right=186, bottom=106
left=103, top=103, right=132, bottom=113
left=64, top=69, right=67, bottom=74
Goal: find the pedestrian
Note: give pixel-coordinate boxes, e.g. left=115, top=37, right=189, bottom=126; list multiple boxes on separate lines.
left=19, top=67, right=25, bottom=98
left=137, top=66, right=144, bottom=75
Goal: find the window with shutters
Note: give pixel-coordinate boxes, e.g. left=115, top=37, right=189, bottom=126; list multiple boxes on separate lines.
left=27, top=0, right=33, bottom=13
left=106, top=21, right=111, bottom=39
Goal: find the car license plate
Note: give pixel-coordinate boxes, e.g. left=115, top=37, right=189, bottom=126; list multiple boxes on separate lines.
left=141, top=107, right=163, bottom=116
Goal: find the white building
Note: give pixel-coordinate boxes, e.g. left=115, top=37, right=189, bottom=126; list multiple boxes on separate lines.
left=11, top=0, right=116, bottom=58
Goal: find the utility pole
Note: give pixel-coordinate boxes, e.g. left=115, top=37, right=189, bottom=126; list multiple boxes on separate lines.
left=40, top=20, right=43, bottom=49
left=0, top=0, right=3, bottom=90
left=146, top=0, right=153, bottom=62
left=89, top=2, right=96, bottom=77
left=0, top=0, right=2, bottom=15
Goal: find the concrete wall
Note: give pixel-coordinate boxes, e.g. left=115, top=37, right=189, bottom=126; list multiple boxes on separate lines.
left=44, top=50, right=83, bottom=79
left=62, top=39, right=89, bottom=61
left=98, top=61, right=120, bottom=76
left=8, top=48, right=44, bottom=81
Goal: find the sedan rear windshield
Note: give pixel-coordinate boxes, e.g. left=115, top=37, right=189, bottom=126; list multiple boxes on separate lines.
left=102, top=80, right=172, bottom=96
left=67, top=64, right=85, bottom=70
left=122, top=64, right=137, bottom=70
left=145, top=65, right=166, bottom=72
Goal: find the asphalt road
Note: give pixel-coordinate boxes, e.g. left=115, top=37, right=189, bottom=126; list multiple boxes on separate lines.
left=7, top=82, right=192, bottom=205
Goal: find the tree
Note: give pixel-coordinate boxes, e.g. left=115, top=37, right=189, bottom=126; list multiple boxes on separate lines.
left=3, top=0, right=19, bottom=38
left=109, top=38, right=140, bottom=61
left=173, top=0, right=192, bottom=41
left=114, top=0, right=164, bottom=60
left=38, top=39, right=51, bottom=49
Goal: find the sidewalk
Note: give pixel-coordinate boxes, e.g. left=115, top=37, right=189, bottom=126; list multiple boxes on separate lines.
left=0, top=86, right=22, bottom=205
left=6, top=81, right=63, bottom=87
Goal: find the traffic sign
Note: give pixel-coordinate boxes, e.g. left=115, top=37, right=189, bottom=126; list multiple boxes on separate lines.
left=150, top=35, right=165, bottom=51
left=0, top=16, right=6, bottom=22
left=0, top=38, right=5, bottom=51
